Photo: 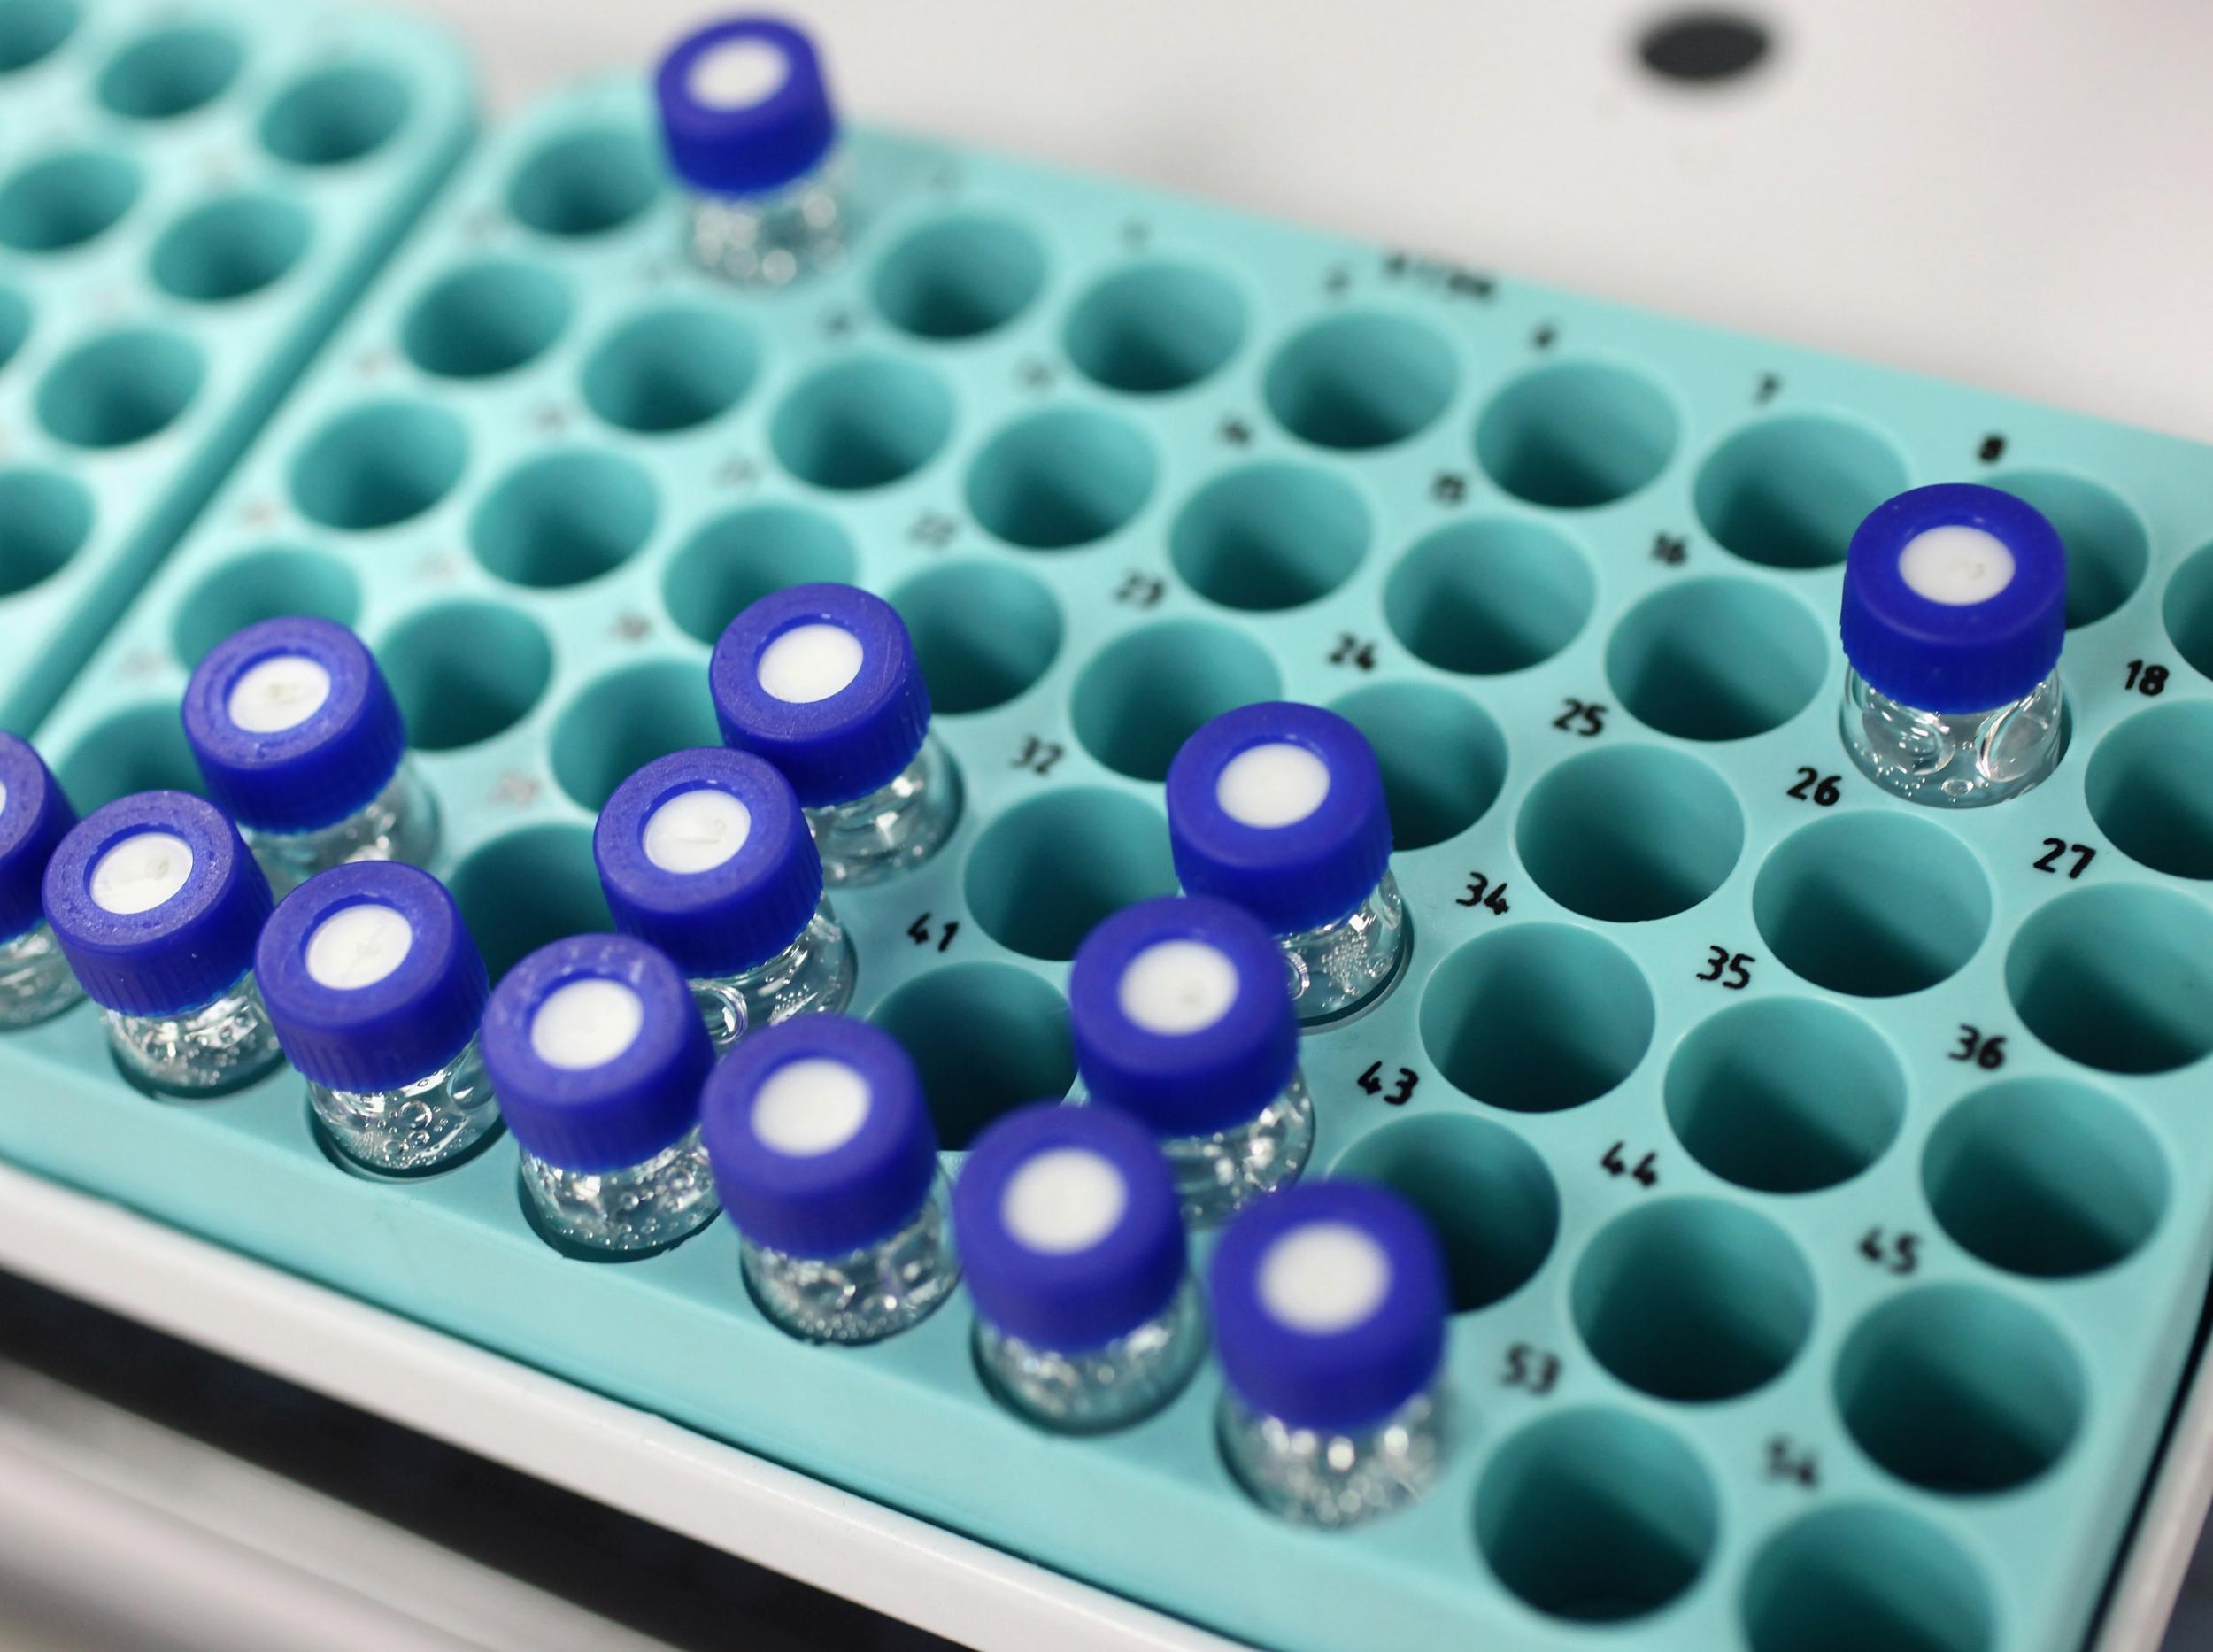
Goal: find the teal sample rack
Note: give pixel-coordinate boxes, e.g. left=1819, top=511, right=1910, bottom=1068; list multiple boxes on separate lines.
left=0, top=0, right=471, bottom=734
left=9, top=50, right=2213, bottom=1652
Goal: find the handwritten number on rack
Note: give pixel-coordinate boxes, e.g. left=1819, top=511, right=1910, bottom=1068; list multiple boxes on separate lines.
left=2032, top=838, right=2095, bottom=878
left=1698, top=946, right=1754, bottom=990
left=1858, top=1227, right=1920, bottom=1276
left=1456, top=873, right=1510, bottom=914
left=1553, top=699, right=1607, bottom=737
left=1786, top=767, right=1841, bottom=805
left=906, top=915, right=959, bottom=953
left=1503, top=1344, right=1561, bottom=1396
left=1357, top=1061, right=1419, bottom=1106
left=1011, top=736, right=1064, bottom=776
left=1949, top=1025, right=2006, bottom=1069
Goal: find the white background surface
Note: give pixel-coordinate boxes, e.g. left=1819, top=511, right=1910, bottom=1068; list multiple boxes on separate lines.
left=415, top=0, right=2213, bottom=443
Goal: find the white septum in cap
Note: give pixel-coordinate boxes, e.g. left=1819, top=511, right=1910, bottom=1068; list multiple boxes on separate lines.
left=530, top=978, right=645, bottom=1070
left=1257, top=1220, right=1391, bottom=1334
left=227, top=654, right=333, bottom=734
left=643, top=787, right=752, bottom=875
left=752, top=1056, right=871, bottom=1156
left=688, top=36, right=790, bottom=111
left=1002, top=1146, right=1128, bottom=1254
left=305, top=902, right=414, bottom=990
left=1118, top=938, right=1239, bottom=1035
left=1898, top=525, right=2016, bottom=606
left=1215, top=742, right=1330, bottom=829
left=757, top=623, right=864, bottom=705
left=89, top=831, right=195, bottom=915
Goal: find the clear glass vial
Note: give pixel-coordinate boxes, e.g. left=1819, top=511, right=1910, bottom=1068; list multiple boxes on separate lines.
left=596, top=745, right=854, bottom=1055
left=703, top=1015, right=960, bottom=1345
left=182, top=615, right=439, bottom=894
left=1838, top=482, right=2070, bottom=808
left=1070, top=895, right=1312, bottom=1226
left=712, top=583, right=962, bottom=888
left=43, top=791, right=282, bottom=1096
left=482, top=934, right=721, bottom=1256
left=0, top=733, right=84, bottom=1030
left=656, top=17, right=846, bottom=288
left=257, top=861, right=500, bottom=1174
left=1212, top=1184, right=1451, bottom=1528
left=1167, top=702, right=1405, bottom=1023
left=957, top=1103, right=1207, bottom=1433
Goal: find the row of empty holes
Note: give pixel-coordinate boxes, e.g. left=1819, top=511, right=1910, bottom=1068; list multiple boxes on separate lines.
left=482, top=116, right=2164, bottom=621
left=0, top=9, right=411, bottom=170
left=53, top=641, right=2213, bottom=1093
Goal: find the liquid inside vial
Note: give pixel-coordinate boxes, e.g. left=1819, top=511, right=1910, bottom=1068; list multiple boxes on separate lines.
left=1218, top=1384, right=1449, bottom=1529
left=0, top=922, right=83, bottom=1029
left=246, top=762, right=441, bottom=895
left=697, top=899, right=856, bottom=1047
left=311, top=1036, right=499, bottom=1175
left=808, top=734, right=962, bottom=888
left=1156, top=1079, right=1315, bottom=1229
left=519, top=1123, right=721, bottom=1255
left=1842, top=668, right=2065, bottom=807
left=106, top=973, right=284, bottom=1097
left=1279, top=868, right=1407, bottom=1022
left=976, top=1272, right=1207, bottom=1433
left=743, top=1168, right=959, bottom=1343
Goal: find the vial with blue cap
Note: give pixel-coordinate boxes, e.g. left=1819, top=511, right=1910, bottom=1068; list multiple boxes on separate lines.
left=42, top=791, right=281, bottom=1095
left=711, top=583, right=962, bottom=887
left=956, top=1102, right=1206, bottom=1433
left=1840, top=482, right=2069, bottom=807
left=656, top=15, right=844, bottom=287
left=182, top=616, right=438, bottom=894
left=595, top=747, right=855, bottom=1053
left=1070, top=895, right=1311, bottom=1227
left=257, top=861, right=497, bottom=1174
left=1211, top=1182, right=1451, bottom=1527
left=0, top=733, right=83, bottom=1029
left=1166, top=702, right=1405, bottom=1023
left=482, top=935, right=721, bottom=1255
left=701, top=1015, right=958, bottom=1344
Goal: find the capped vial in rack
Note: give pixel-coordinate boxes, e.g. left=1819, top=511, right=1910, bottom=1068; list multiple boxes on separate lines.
left=656, top=15, right=844, bottom=287
left=1070, top=895, right=1311, bottom=1227
left=1166, top=703, right=1404, bottom=1023
left=257, top=862, right=498, bottom=1175
left=956, top=1103, right=1206, bottom=1433
left=1839, top=482, right=2068, bottom=807
left=711, top=584, right=961, bottom=887
left=1212, top=1183, right=1450, bottom=1528
left=482, top=935, right=720, bottom=1256
left=595, top=747, right=855, bottom=1053
left=43, top=791, right=281, bottom=1096
left=701, top=1015, right=959, bottom=1345
left=182, top=617, right=438, bottom=894
left=0, top=733, right=83, bottom=1029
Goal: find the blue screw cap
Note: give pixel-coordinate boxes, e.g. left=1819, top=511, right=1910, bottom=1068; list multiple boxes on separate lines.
left=42, top=791, right=274, bottom=1016
left=1840, top=482, right=2069, bottom=714
left=1166, top=702, right=1392, bottom=934
left=480, top=934, right=713, bottom=1173
left=595, top=747, right=822, bottom=979
left=701, top=1015, right=938, bottom=1259
left=955, top=1102, right=1186, bottom=1353
left=710, top=583, right=931, bottom=808
left=0, top=733, right=75, bottom=943
left=1069, top=895, right=1297, bottom=1139
left=182, top=616, right=407, bottom=835
left=257, top=862, right=489, bottom=1094
left=656, top=16, right=837, bottom=198
left=1211, top=1181, right=1448, bottom=1432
